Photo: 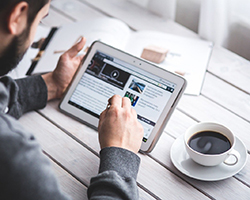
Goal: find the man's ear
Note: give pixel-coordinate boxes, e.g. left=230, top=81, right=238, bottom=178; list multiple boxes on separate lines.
left=7, top=2, right=28, bottom=35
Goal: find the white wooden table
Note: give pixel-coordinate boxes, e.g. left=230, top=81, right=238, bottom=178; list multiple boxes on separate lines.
left=19, top=0, right=250, bottom=199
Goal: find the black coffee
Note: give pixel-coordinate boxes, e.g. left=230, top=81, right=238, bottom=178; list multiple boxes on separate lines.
left=188, top=131, right=231, bottom=154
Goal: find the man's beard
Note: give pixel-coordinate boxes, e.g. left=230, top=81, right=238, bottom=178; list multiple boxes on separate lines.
left=0, top=26, right=30, bottom=76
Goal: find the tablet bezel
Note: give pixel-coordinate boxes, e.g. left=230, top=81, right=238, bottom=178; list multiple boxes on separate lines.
left=59, top=41, right=186, bottom=153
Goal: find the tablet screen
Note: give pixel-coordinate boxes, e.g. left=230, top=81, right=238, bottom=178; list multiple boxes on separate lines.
left=68, top=51, right=176, bottom=142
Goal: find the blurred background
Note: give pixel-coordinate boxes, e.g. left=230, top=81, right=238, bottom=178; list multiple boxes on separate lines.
left=128, top=0, right=250, bottom=61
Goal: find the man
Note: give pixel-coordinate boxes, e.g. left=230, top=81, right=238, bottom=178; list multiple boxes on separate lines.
left=0, top=0, right=144, bottom=199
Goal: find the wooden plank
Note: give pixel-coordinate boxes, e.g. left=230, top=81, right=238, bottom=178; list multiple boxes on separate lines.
left=164, top=109, right=250, bottom=186
left=19, top=111, right=100, bottom=185
left=207, top=46, right=250, bottom=94
left=38, top=101, right=250, bottom=198
left=51, top=161, right=88, bottom=200
left=202, top=72, right=250, bottom=122
left=164, top=109, right=197, bottom=138
left=18, top=111, right=156, bottom=200
left=177, top=94, right=250, bottom=151
left=37, top=101, right=210, bottom=199
left=55, top=155, right=203, bottom=200
left=150, top=133, right=250, bottom=200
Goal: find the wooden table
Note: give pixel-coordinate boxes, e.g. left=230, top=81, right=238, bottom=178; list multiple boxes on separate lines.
left=19, top=0, right=250, bottom=199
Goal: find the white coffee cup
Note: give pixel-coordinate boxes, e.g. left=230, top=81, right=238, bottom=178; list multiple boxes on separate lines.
left=184, top=122, right=240, bottom=166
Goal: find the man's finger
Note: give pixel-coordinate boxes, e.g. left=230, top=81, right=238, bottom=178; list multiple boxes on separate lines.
left=73, top=54, right=85, bottom=65
left=131, top=107, right=137, bottom=118
left=99, top=110, right=106, bottom=125
left=122, top=97, right=131, bottom=108
left=108, top=95, right=122, bottom=108
left=77, top=54, right=85, bottom=61
left=65, top=36, right=86, bottom=58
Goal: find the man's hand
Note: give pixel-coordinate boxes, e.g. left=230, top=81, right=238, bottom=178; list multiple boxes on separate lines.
left=42, top=37, right=86, bottom=101
left=98, top=95, right=144, bottom=154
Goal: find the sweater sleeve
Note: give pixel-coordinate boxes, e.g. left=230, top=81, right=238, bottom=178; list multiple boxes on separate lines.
left=0, top=75, right=47, bottom=119
left=0, top=114, right=70, bottom=200
left=11, top=75, right=47, bottom=118
left=87, top=147, right=140, bottom=200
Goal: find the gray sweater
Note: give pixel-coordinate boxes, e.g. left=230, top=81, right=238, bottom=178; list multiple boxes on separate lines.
left=0, top=75, right=140, bottom=200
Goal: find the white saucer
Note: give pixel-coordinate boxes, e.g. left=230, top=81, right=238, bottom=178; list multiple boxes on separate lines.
left=170, top=135, right=248, bottom=181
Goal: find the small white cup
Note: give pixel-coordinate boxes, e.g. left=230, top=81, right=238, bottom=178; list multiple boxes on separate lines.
left=184, top=122, right=240, bottom=166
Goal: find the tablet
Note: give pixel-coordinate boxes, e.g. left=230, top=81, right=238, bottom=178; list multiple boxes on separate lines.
left=59, top=41, right=187, bottom=153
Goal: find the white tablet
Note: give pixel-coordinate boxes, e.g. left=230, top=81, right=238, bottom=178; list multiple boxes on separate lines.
left=59, top=41, right=187, bottom=153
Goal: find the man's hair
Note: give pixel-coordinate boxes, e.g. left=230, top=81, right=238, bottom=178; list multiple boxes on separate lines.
left=0, top=0, right=49, bottom=26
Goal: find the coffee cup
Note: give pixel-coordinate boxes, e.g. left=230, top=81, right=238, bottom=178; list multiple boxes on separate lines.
left=184, top=122, right=240, bottom=166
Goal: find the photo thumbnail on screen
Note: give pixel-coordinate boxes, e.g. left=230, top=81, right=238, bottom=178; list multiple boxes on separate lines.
left=124, top=91, right=139, bottom=106
left=129, top=79, right=146, bottom=94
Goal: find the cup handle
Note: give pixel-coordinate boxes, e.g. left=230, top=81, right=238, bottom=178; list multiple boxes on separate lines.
left=223, top=149, right=241, bottom=166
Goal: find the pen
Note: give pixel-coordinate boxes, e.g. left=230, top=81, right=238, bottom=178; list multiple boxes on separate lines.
left=26, top=27, right=58, bottom=75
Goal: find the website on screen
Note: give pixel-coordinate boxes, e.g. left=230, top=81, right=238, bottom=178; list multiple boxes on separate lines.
left=69, top=51, right=176, bottom=141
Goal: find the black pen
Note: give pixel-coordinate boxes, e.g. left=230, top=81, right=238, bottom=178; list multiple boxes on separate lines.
left=26, top=27, right=58, bottom=75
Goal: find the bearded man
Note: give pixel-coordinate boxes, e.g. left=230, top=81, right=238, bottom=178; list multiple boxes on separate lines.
left=0, top=1, right=143, bottom=199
